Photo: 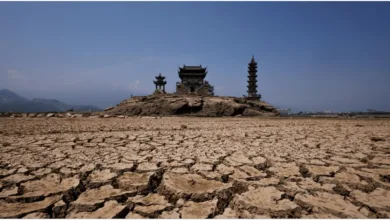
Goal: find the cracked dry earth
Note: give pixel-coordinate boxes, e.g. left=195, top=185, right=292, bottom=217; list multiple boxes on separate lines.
left=0, top=117, right=390, bottom=218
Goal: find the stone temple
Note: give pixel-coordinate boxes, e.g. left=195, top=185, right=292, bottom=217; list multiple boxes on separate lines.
left=176, top=65, right=213, bottom=95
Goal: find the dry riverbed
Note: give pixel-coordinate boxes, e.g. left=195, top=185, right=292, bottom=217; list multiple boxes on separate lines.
left=0, top=117, right=389, bottom=218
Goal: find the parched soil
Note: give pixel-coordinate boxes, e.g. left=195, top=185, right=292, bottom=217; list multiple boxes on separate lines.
left=0, top=117, right=390, bottom=218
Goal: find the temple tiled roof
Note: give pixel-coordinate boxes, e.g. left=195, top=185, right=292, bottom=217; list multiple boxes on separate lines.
left=179, top=65, right=207, bottom=72
left=178, top=65, right=208, bottom=78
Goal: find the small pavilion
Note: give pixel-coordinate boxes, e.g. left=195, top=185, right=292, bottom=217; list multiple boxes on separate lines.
left=153, top=73, right=167, bottom=93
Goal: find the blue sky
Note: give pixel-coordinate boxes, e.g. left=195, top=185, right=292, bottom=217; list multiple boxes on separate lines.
left=1, top=2, right=389, bottom=111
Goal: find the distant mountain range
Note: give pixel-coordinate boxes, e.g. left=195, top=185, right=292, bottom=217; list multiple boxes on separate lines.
left=0, top=89, right=102, bottom=113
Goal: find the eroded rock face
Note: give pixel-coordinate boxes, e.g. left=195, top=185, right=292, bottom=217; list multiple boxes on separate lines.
left=158, top=172, right=232, bottom=201
left=105, top=95, right=279, bottom=117
left=230, top=187, right=300, bottom=218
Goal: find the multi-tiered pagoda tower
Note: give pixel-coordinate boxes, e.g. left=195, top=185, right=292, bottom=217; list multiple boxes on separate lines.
left=246, top=56, right=261, bottom=100
left=153, top=73, right=167, bottom=93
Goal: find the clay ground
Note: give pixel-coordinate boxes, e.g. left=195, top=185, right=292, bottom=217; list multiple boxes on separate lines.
left=0, top=117, right=390, bottom=218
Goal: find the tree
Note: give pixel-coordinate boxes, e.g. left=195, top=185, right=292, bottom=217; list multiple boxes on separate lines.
left=204, top=80, right=214, bottom=96
left=208, top=84, right=214, bottom=96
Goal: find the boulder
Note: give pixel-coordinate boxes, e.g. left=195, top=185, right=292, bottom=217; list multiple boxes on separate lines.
left=46, top=113, right=55, bottom=118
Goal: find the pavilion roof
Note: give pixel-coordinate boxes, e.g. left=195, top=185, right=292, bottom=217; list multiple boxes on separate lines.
left=179, top=65, right=207, bottom=72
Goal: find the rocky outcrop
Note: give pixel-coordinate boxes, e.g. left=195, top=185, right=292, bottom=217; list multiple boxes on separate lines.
left=104, top=94, right=279, bottom=117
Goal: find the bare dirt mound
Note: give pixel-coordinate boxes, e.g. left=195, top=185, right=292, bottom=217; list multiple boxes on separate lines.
left=105, top=94, right=279, bottom=117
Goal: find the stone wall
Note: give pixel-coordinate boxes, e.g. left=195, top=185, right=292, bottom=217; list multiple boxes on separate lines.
left=196, top=85, right=210, bottom=96
left=176, top=83, right=211, bottom=96
left=176, top=83, right=189, bottom=94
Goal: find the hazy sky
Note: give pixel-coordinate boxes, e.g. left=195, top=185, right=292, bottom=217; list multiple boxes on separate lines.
left=1, top=2, right=389, bottom=111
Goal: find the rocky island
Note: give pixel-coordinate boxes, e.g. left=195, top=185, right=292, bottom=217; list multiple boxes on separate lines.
left=104, top=94, right=279, bottom=117
left=105, top=56, right=279, bottom=117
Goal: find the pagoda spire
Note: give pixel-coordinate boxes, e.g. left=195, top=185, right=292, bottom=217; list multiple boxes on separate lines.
left=251, top=54, right=255, bottom=63
left=246, top=55, right=261, bottom=100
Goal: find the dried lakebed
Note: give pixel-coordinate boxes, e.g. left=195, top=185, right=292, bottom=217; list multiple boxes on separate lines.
left=0, top=117, right=389, bottom=218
